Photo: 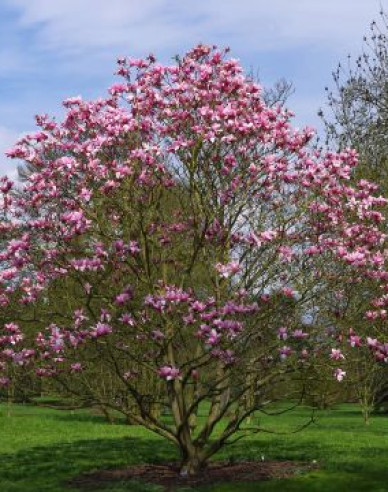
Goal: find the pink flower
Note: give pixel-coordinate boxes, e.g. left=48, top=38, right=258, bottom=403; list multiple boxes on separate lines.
left=292, top=329, right=308, bottom=339
left=260, top=230, right=277, bottom=242
left=92, top=322, right=112, bottom=337
left=79, top=188, right=92, bottom=202
left=151, top=330, right=165, bottom=341
left=330, top=348, right=345, bottom=361
left=84, top=283, right=92, bottom=294
left=115, top=288, right=133, bottom=305
left=123, top=370, right=139, bottom=380
left=334, top=368, right=346, bottom=382
left=109, top=83, right=128, bottom=96
left=367, top=337, right=379, bottom=348
left=190, top=301, right=206, bottom=312
left=366, top=311, right=379, bottom=320
left=4, top=323, right=20, bottom=334
left=349, top=335, right=362, bottom=347
left=0, top=377, right=10, bottom=387
left=282, top=287, right=295, bottom=298
left=305, top=246, right=320, bottom=255
left=158, top=365, right=181, bottom=381
left=128, top=241, right=141, bottom=255
left=279, top=346, right=292, bottom=360
left=277, top=327, right=288, bottom=340
left=215, top=261, right=241, bottom=278
left=278, top=246, right=294, bottom=262
left=191, top=370, right=199, bottom=380
left=300, top=349, right=309, bottom=359
left=119, top=313, right=135, bottom=326
left=207, top=329, right=221, bottom=346
left=183, top=314, right=195, bottom=325
left=63, top=96, right=83, bottom=107
left=164, top=286, right=191, bottom=303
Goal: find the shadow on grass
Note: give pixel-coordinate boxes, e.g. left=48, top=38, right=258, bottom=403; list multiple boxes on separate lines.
left=2, top=404, right=388, bottom=492
left=1, top=434, right=387, bottom=492
left=52, top=412, right=125, bottom=425
left=0, top=436, right=175, bottom=492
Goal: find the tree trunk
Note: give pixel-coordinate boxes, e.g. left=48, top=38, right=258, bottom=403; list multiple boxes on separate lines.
left=180, top=447, right=206, bottom=476
left=244, top=372, right=255, bottom=424
left=150, top=401, right=161, bottom=420
left=99, top=404, right=115, bottom=423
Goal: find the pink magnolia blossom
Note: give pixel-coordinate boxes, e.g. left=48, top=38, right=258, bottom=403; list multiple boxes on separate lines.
left=215, top=261, right=241, bottom=278
left=0, top=377, right=10, bottom=387
left=349, top=335, right=362, bottom=347
left=330, top=348, right=345, bottom=361
left=92, top=322, right=113, bottom=337
left=292, top=329, right=309, bottom=339
left=334, top=368, right=346, bottom=382
left=282, top=287, right=295, bottom=298
left=279, top=346, right=292, bottom=360
left=278, top=246, right=294, bottom=262
left=115, top=286, right=133, bottom=305
left=158, top=365, right=181, bottom=381
left=277, top=327, right=288, bottom=340
left=367, top=337, right=379, bottom=348
left=119, top=313, right=135, bottom=326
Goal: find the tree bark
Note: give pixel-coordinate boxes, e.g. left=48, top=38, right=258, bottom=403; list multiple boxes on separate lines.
left=179, top=446, right=206, bottom=476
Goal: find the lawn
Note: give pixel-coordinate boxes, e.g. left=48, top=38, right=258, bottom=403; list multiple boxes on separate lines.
left=1, top=402, right=388, bottom=491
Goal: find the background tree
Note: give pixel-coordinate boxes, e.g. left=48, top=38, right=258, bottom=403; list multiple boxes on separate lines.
left=320, top=9, right=388, bottom=193
left=320, top=9, right=388, bottom=416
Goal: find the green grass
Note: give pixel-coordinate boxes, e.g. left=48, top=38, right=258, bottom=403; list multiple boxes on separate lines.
left=1, top=402, right=388, bottom=491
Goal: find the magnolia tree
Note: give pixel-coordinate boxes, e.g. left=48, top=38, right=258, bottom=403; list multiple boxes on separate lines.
left=1, top=45, right=388, bottom=475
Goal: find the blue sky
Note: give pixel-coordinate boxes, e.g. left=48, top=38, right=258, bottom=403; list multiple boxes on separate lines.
left=1, top=0, right=387, bottom=176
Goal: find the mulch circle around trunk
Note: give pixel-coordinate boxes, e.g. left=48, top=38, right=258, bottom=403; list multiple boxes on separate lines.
left=69, top=459, right=319, bottom=490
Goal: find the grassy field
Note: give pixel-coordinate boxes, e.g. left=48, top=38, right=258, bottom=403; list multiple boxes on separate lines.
left=1, top=402, right=388, bottom=491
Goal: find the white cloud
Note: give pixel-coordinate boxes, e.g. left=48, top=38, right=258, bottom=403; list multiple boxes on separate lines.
left=5, top=0, right=387, bottom=56
left=2, top=0, right=388, bottom=135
